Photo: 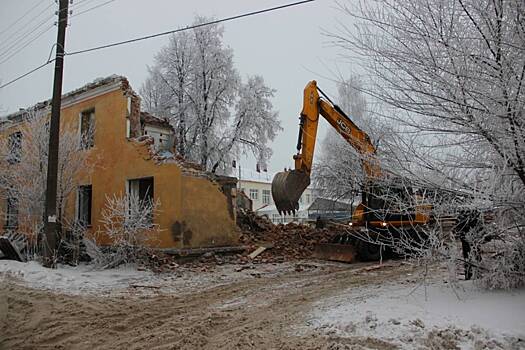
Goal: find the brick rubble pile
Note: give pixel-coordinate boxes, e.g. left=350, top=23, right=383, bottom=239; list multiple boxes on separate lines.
left=237, top=209, right=338, bottom=263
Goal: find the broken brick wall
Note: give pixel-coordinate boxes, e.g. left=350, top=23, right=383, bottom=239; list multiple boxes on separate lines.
left=122, top=79, right=142, bottom=139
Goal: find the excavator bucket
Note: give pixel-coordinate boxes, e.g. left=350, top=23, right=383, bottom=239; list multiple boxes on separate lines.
left=271, top=170, right=311, bottom=215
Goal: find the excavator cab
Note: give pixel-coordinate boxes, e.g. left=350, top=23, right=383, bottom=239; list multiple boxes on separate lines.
left=363, top=181, right=416, bottom=222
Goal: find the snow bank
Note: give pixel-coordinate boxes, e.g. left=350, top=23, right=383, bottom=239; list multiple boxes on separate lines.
left=305, top=281, right=525, bottom=349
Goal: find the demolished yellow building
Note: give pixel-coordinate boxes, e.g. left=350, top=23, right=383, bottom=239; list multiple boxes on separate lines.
left=0, top=75, right=239, bottom=249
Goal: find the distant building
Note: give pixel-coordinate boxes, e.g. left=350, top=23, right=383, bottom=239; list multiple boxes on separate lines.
left=307, top=197, right=355, bottom=221
left=236, top=168, right=316, bottom=224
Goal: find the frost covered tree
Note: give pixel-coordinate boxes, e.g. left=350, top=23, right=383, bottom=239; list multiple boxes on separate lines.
left=330, top=0, right=525, bottom=287
left=0, top=111, right=95, bottom=239
left=140, top=16, right=281, bottom=173
left=210, top=76, right=280, bottom=173
left=92, top=193, right=160, bottom=269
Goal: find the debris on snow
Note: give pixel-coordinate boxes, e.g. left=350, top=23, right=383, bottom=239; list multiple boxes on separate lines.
left=248, top=246, right=267, bottom=259
left=0, top=232, right=27, bottom=262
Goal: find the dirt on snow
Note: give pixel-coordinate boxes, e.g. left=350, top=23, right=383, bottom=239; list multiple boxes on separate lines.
left=1, top=260, right=417, bottom=350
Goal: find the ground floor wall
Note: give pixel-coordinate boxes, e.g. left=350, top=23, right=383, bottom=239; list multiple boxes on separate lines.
left=1, top=140, right=240, bottom=249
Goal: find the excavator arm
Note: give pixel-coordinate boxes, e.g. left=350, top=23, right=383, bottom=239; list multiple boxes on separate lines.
left=272, top=80, right=380, bottom=214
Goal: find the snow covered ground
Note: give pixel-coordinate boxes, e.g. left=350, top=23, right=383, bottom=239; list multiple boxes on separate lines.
left=2, top=259, right=525, bottom=349
left=303, top=280, right=525, bottom=349
left=0, top=259, right=296, bottom=296
left=0, top=260, right=153, bottom=295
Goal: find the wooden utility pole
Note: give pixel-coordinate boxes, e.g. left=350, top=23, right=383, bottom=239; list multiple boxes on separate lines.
left=43, top=0, right=69, bottom=267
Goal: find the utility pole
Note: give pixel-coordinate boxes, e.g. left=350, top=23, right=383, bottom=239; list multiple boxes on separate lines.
left=43, top=0, right=69, bottom=268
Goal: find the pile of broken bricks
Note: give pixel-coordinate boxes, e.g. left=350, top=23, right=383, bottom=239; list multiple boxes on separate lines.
left=238, top=221, right=340, bottom=263
left=138, top=218, right=341, bottom=272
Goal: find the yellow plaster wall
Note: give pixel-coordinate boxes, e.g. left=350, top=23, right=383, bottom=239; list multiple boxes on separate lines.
left=0, top=83, right=239, bottom=249
left=179, top=176, right=239, bottom=247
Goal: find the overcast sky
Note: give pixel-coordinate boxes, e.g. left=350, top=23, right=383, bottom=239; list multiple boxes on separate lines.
left=0, top=0, right=355, bottom=173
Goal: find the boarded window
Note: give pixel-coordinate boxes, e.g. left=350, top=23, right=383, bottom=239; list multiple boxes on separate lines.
left=80, top=109, right=95, bottom=149
left=5, top=197, right=18, bottom=228
left=7, top=131, right=22, bottom=164
left=77, top=185, right=92, bottom=226
left=262, top=189, right=271, bottom=205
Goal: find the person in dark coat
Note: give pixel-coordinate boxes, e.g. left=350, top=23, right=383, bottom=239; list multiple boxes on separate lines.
left=455, top=209, right=482, bottom=280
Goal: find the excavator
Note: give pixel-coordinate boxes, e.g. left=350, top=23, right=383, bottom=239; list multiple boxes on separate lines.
left=271, top=80, right=432, bottom=262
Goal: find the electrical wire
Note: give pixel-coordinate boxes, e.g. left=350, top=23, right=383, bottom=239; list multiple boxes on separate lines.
left=71, top=0, right=117, bottom=18
left=67, top=0, right=315, bottom=56
left=0, top=12, right=55, bottom=58
left=0, top=24, right=55, bottom=65
left=0, top=0, right=316, bottom=90
left=0, top=2, right=55, bottom=51
left=0, top=0, right=48, bottom=38
left=73, top=0, right=101, bottom=9
left=0, top=1, right=81, bottom=64
left=0, top=59, right=55, bottom=89
left=0, top=0, right=90, bottom=52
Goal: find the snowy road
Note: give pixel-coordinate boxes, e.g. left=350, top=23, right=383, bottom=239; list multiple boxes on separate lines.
left=1, top=259, right=524, bottom=349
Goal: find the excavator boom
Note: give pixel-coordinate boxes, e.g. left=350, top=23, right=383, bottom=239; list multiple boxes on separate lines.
left=272, top=80, right=379, bottom=215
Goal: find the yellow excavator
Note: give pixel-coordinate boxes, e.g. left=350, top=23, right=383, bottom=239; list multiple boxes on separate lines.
left=272, top=80, right=431, bottom=262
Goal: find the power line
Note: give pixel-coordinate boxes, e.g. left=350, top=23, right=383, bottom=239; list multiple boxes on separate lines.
left=0, top=11, right=55, bottom=58
left=0, top=2, right=55, bottom=49
left=0, top=0, right=48, bottom=38
left=73, top=0, right=101, bottom=9
left=67, top=0, right=315, bottom=56
left=0, top=60, right=55, bottom=89
left=0, top=1, right=78, bottom=66
left=0, top=0, right=99, bottom=53
left=0, top=24, right=55, bottom=65
left=0, top=1, right=91, bottom=63
left=0, top=0, right=316, bottom=90
left=73, top=0, right=110, bottom=11
left=71, top=0, right=117, bottom=18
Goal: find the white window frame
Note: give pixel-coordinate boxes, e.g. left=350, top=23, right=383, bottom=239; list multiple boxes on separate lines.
left=249, top=189, right=258, bottom=200
left=262, top=189, right=271, bottom=205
